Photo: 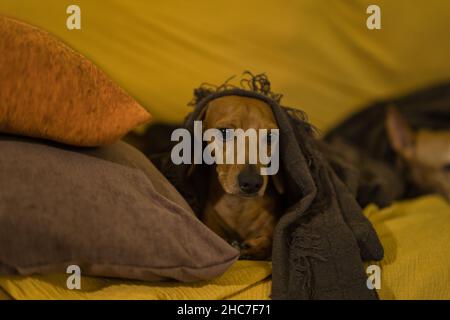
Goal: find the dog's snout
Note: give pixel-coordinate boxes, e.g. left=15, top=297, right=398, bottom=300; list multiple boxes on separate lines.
left=238, top=166, right=263, bottom=194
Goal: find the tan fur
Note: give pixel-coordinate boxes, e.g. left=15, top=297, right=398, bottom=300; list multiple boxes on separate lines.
left=200, top=95, right=282, bottom=260
left=386, top=108, right=450, bottom=200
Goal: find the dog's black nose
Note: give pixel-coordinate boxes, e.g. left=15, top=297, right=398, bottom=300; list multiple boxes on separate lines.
left=238, top=166, right=263, bottom=194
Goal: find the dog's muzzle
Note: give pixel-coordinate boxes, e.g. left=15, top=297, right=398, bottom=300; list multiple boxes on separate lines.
left=238, top=165, right=263, bottom=195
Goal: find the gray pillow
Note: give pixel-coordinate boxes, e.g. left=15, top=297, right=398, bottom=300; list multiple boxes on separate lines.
left=0, top=134, right=238, bottom=282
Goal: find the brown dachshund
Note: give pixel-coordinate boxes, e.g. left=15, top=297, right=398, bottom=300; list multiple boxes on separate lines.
left=199, top=95, right=284, bottom=260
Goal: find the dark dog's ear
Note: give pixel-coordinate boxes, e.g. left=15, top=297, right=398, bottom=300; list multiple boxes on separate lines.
left=386, top=106, right=415, bottom=160
left=187, top=163, right=196, bottom=178
left=271, top=173, right=285, bottom=194
left=186, top=105, right=209, bottom=179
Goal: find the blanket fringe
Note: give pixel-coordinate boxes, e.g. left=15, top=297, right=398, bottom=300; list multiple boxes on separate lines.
left=289, top=226, right=327, bottom=295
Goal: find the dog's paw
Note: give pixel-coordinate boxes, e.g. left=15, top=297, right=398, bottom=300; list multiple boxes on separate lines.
left=230, top=240, right=242, bottom=251
left=239, top=236, right=272, bottom=260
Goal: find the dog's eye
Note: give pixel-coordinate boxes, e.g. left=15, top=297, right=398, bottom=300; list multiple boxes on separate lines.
left=265, top=131, right=278, bottom=145
left=267, top=132, right=273, bottom=144
left=218, top=128, right=233, bottom=141
left=266, top=132, right=273, bottom=145
left=443, top=164, right=450, bottom=172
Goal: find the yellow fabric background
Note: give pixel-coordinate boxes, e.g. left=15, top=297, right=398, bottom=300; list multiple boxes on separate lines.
left=1, top=0, right=450, bottom=130
left=1, top=195, right=449, bottom=300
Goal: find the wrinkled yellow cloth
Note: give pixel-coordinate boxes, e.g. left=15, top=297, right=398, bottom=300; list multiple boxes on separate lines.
left=1, top=195, right=449, bottom=300
left=0, top=261, right=272, bottom=300
left=1, top=1, right=450, bottom=130
left=366, top=195, right=450, bottom=300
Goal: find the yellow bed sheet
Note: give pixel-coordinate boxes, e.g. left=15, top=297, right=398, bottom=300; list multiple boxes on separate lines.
left=1, top=1, right=450, bottom=131
left=0, top=261, right=272, bottom=300
left=1, top=195, right=449, bottom=300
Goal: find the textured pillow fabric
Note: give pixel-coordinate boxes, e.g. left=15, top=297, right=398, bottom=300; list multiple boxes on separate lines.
left=78, top=140, right=195, bottom=214
left=0, top=16, right=151, bottom=146
left=0, top=134, right=239, bottom=282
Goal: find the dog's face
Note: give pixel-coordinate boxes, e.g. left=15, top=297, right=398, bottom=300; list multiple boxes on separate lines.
left=386, top=108, right=450, bottom=200
left=202, top=95, right=281, bottom=198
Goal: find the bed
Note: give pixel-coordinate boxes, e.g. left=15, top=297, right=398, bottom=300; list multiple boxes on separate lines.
left=1, top=195, right=449, bottom=300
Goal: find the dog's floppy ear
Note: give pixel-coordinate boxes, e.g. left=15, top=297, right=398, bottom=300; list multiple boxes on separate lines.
left=386, top=107, right=415, bottom=160
left=271, top=173, right=285, bottom=194
left=186, top=105, right=209, bottom=178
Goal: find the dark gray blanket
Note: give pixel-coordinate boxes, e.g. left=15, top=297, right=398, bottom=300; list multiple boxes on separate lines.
left=152, top=74, right=384, bottom=300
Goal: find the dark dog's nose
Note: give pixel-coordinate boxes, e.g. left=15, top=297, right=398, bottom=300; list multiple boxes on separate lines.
left=238, top=166, right=263, bottom=194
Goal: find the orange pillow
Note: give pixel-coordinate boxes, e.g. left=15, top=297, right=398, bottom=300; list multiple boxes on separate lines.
left=0, top=16, right=151, bottom=146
